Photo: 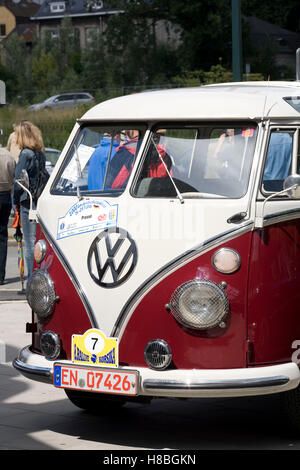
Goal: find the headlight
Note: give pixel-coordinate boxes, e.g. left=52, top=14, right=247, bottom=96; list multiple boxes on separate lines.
left=34, top=239, right=47, bottom=264
left=26, top=270, right=57, bottom=319
left=170, top=279, right=229, bottom=330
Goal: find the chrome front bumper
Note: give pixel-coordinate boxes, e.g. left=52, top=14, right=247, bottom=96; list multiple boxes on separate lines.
left=13, top=345, right=300, bottom=398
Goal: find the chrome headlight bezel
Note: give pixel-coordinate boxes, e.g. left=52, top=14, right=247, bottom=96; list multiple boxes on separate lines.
left=170, top=279, right=229, bottom=330
left=34, top=239, right=47, bottom=264
left=26, top=270, right=57, bottom=319
left=211, top=248, right=241, bottom=274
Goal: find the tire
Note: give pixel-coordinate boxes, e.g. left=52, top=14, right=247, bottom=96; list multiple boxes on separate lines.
left=280, top=385, right=300, bottom=432
left=65, top=389, right=126, bottom=413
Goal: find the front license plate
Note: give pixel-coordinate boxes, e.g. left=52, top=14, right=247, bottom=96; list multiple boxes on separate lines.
left=53, top=363, right=139, bottom=396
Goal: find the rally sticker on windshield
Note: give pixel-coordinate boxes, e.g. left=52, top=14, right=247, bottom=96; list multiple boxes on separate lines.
left=57, top=199, right=118, bottom=239
left=72, top=329, right=119, bottom=368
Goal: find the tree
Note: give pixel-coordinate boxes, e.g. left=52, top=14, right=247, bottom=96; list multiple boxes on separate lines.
left=33, top=16, right=82, bottom=90
left=1, top=33, right=32, bottom=100
left=81, top=30, right=108, bottom=90
left=242, top=0, right=300, bottom=32
left=107, top=0, right=233, bottom=74
left=104, top=0, right=179, bottom=87
left=32, top=49, right=58, bottom=91
left=165, top=0, right=233, bottom=70
left=0, top=61, right=15, bottom=100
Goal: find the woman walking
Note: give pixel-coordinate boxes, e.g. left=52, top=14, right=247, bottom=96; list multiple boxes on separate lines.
left=13, top=121, right=46, bottom=281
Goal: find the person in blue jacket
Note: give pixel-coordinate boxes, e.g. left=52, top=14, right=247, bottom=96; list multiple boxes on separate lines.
left=13, top=121, right=46, bottom=281
left=264, top=132, right=292, bottom=181
left=88, top=133, right=119, bottom=191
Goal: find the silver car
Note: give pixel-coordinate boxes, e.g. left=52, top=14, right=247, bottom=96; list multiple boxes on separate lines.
left=28, top=92, right=94, bottom=111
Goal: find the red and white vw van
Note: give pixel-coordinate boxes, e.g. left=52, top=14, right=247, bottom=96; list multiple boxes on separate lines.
left=13, top=82, right=300, bottom=425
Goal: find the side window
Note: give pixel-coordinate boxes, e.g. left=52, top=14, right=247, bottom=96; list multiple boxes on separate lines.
left=262, top=130, right=293, bottom=193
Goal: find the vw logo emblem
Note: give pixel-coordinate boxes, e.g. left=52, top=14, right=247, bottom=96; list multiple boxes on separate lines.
left=87, top=227, right=137, bottom=288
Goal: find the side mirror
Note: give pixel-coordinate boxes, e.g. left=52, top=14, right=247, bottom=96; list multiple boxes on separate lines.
left=16, top=169, right=30, bottom=190
left=15, top=169, right=36, bottom=221
left=283, top=174, right=300, bottom=198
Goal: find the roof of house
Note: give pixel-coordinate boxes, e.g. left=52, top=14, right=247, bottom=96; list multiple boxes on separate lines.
left=0, top=0, right=40, bottom=19
left=245, top=16, right=300, bottom=53
left=31, top=0, right=122, bottom=20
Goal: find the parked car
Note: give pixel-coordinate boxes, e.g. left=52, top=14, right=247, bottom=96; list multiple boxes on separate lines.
left=28, top=92, right=94, bottom=111
left=44, top=148, right=61, bottom=174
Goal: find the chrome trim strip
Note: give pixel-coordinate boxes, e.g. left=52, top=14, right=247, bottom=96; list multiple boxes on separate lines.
left=112, top=221, right=254, bottom=338
left=37, top=215, right=98, bottom=328
left=263, top=207, right=300, bottom=226
left=13, top=358, right=52, bottom=384
left=143, top=376, right=289, bottom=391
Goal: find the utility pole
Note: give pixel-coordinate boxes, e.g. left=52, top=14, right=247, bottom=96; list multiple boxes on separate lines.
left=232, top=0, right=243, bottom=82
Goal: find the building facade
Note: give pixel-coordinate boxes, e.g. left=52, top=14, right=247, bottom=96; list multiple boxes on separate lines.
left=0, top=0, right=40, bottom=45
left=31, top=0, right=123, bottom=49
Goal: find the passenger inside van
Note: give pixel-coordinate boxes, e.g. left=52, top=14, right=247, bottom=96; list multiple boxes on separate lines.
left=263, top=131, right=293, bottom=192
left=213, top=128, right=235, bottom=158
left=87, top=133, right=120, bottom=191
left=214, top=128, right=246, bottom=181
left=105, top=129, right=140, bottom=189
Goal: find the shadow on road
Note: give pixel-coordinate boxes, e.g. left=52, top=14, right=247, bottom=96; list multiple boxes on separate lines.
left=1, top=346, right=299, bottom=450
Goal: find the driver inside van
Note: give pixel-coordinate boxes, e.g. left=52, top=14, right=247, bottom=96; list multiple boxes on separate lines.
left=146, top=131, right=173, bottom=178
left=106, top=129, right=140, bottom=190
left=106, top=129, right=173, bottom=190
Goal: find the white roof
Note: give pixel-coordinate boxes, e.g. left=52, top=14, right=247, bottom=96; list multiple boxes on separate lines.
left=81, top=81, right=300, bottom=122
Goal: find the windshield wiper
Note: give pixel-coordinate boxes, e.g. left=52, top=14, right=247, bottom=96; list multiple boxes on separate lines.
left=151, top=137, right=184, bottom=204
left=74, top=144, right=83, bottom=200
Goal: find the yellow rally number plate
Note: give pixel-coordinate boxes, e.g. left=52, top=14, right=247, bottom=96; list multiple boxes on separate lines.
left=53, top=363, right=139, bottom=396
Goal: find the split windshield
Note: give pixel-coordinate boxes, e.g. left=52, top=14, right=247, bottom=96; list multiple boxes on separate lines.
left=53, top=123, right=257, bottom=199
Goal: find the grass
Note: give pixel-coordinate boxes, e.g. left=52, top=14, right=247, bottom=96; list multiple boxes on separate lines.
left=0, top=103, right=94, bottom=150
